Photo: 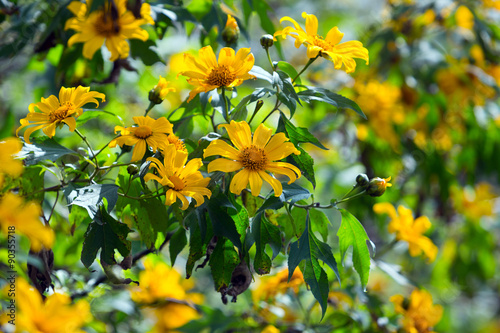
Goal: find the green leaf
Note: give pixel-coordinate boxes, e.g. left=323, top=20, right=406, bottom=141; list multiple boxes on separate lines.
left=209, top=237, right=240, bottom=291
left=170, top=226, right=188, bottom=266
left=288, top=212, right=339, bottom=319
left=281, top=183, right=311, bottom=206
left=277, top=61, right=301, bottom=85
left=18, top=137, right=78, bottom=166
left=64, top=183, right=119, bottom=218
left=337, top=209, right=373, bottom=289
left=249, top=213, right=282, bottom=275
left=274, top=70, right=301, bottom=117
left=129, top=39, right=164, bottom=66
left=288, top=146, right=316, bottom=187
left=81, top=207, right=132, bottom=268
left=249, top=65, right=273, bottom=84
left=185, top=213, right=208, bottom=278
left=290, top=208, right=329, bottom=242
left=76, top=109, right=124, bottom=127
left=255, top=196, right=284, bottom=215
left=188, top=132, right=221, bottom=159
left=10, top=166, right=45, bottom=203
left=279, top=112, right=328, bottom=150
left=297, top=86, right=366, bottom=119
left=207, top=193, right=243, bottom=251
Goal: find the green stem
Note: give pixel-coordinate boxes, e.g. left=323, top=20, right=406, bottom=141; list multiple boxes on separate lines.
left=74, top=128, right=99, bottom=168
left=99, top=162, right=135, bottom=170
left=221, top=87, right=230, bottom=123
left=292, top=56, right=318, bottom=84
left=265, top=47, right=274, bottom=70
left=334, top=190, right=367, bottom=205
left=144, top=101, right=155, bottom=116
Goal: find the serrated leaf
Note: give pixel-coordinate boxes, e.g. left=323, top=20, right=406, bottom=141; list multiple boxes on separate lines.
left=277, top=61, right=301, bottom=85
left=249, top=213, right=282, bottom=275
left=297, top=86, right=366, bottom=119
left=81, top=207, right=131, bottom=268
left=249, top=65, right=273, bottom=84
left=288, top=212, right=339, bottom=319
left=207, top=193, right=242, bottom=251
left=274, top=71, right=301, bottom=117
left=290, top=208, right=329, bottom=242
left=18, top=137, right=78, bottom=166
left=280, top=183, right=311, bottom=206
left=209, top=238, right=240, bottom=291
left=185, top=212, right=207, bottom=278
left=279, top=112, right=328, bottom=150
left=288, top=146, right=316, bottom=187
left=64, top=183, right=119, bottom=218
left=337, top=209, right=373, bottom=289
left=170, top=226, right=187, bottom=266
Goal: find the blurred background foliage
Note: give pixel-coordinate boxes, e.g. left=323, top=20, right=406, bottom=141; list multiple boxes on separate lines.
left=1, top=0, right=500, bottom=332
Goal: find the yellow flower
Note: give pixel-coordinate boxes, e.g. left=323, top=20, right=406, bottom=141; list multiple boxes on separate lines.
left=374, top=203, right=438, bottom=262
left=0, top=278, right=92, bottom=333
left=0, top=193, right=54, bottom=251
left=16, top=86, right=105, bottom=144
left=0, top=137, right=23, bottom=188
left=455, top=5, right=474, bottom=30
left=203, top=121, right=301, bottom=197
left=110, top=116, right=173, bottom=162
left=222, top=14, right=240, bottom=44
left=130, top=258, right=203, bottom=332
left=390, top=289, right=443, bottom=333
left=145, top=145, right=211, bottom=210
left=166, top=133, right=188, bottom=153
left=252, top=268, right=304, bottom=303
left=451, top=183, right=496, bottom=221
left=261, top=325, right=280, bottom=333
left=178, top=46, right=255, bottom=102
left=274, top=12, right=369, bottom=73
left=64, top=0, right=154, bottom=61
left=149, top=76, right=177, bottom=104
left=367, top=176, right=392, bottom=197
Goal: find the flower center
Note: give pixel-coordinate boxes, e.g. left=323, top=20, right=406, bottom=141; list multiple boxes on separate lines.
left=168, top=134, right=187, bottom=152
left=206, top=66, right=236, bottom=87
left=134, top=126, right=153, bottom=139
left=50, top=102, right=74, bottom=122
left=239, top=145, right=268, bottom=171
left=313, top=35, right=333, bottom=51
left=169, top=175, right=185, bottom=191
left=94, top=13, right=120, bottom=38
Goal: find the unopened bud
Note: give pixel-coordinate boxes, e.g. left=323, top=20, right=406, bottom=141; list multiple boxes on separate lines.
left=222, top=14, right=240, bottom=45
left=260, top=34, right=275, bottom=49
left=367, top=177, right=392, bottom=197
left=356, top=173, right=369, bottom=187
left=127, top=164, right=139, bottom=175
left=148, top=76, right=176, bottom=105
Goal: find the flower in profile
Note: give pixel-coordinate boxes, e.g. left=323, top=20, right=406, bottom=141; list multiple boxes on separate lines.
left=64, top=0, right=154, bottom=61
left=203, top=121, right=301, bottom=197
left=130, top=258, right=203, bottom=331
left=145, top=145, right=211, bottom=210
left=0, top=137, right=23, bottom=188
left=0, top=278, right=91, bottom=332
left=16, top=86, right=105, bottom=144
left=390, top=289, right=443, bottom=333
left=0, top=193, right=54, bottom=251
left=110, top=116, right=173, bottom=162
left=374, top=203, right=438, bottom=262
left=149, top=76, right=177, bottom=105
left=166, top=133, right=188, bottom=153
left=367, top=176, right=392, bottom=197
left=274, top=12, right=369, bottom=73
left=178, top=46, right=255, bottom=102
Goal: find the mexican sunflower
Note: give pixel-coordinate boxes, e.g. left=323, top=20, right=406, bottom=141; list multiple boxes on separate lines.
left=374, top=203, right=438, bottom=262
left=391, top=289, right=443, bottom=333
left=16, top=86, right=105, bottom=144
left=110, top=116, right=173, bottom=162
left=274, top=12, right=369, bottom=73
left=64, top=0, right=154, bottom=61
left=178, top=46, right=255, bottom=102
left=144, top=145, right=211, bottom=210
left=203, top=121, right=301, bottom=197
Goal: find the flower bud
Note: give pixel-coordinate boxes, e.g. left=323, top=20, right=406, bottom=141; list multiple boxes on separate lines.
left=260, top=34, right=275, bottom=49
left=356, top=173, right=369, bottom=187
left=148, top=76, right=176, bottom=105
left=222, top=14, right=240, bottom=45
left=367, top=177, right=392, bottom=197
left=127, top=164, right=139, bottom=175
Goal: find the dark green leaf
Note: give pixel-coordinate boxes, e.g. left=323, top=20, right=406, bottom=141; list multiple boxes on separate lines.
left=288, top=212, right=339, bottom=319
left=337, top=209, right=373, bottom=289
left=129, top=39, right=164, bottom=66
left=274, top=71, right=301, bottom=117
left=281, top=183, right=311, bottom=206
left=288, top=146, right=316, bottom=187
left=64, top=183, right=119, bottom=218
left=249, top=213, right=282, bottom=275
left=279, top=112, right=328, bottom=150
left=170, top=226, right=187, bottom=266
left=255, top=196, right=284, bottom=215
left=277, top=61, right=301, bottom=85
left=185, top=213, right=207, bottom=278
left=207, top=193, right=242, bottom=251
left=249, top=65, right=273, bottom=84
left=81, top=207, right=132, bottom=268
left=297, top=86, right=366, bottom=119
left=209, top=238, right=240, bottom=291
left=19, top=137, right=78, bottom=166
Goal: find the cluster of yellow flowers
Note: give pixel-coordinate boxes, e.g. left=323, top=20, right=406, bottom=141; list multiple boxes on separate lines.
left=391, top=289, right=443, bottom=333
